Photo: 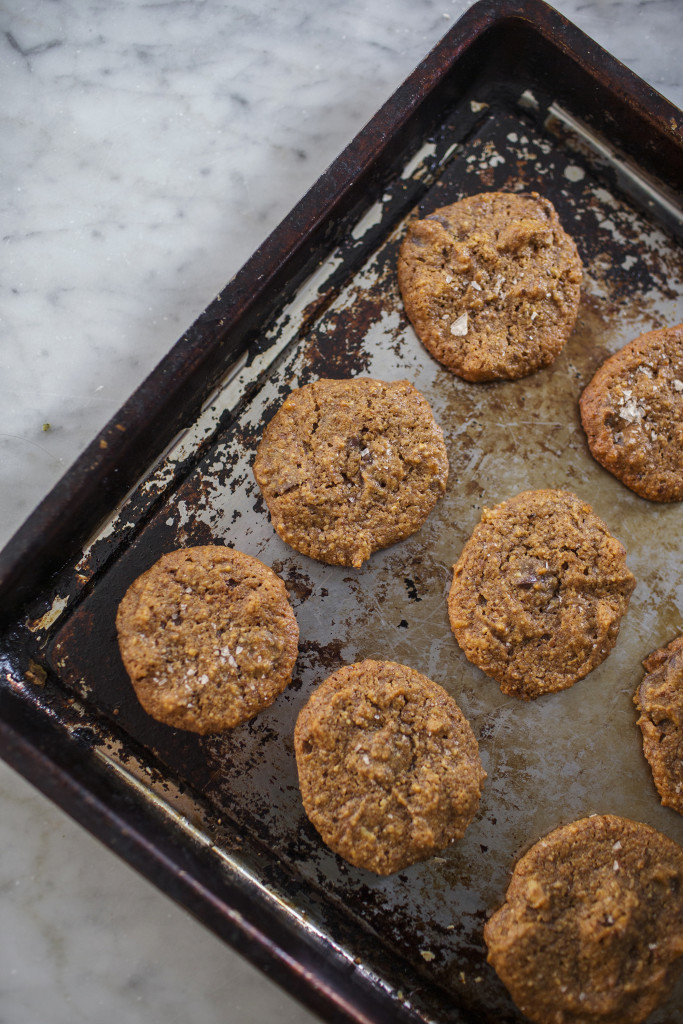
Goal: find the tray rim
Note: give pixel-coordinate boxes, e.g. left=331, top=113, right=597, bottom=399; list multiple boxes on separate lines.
left=2, top=2, right=683, bottom=1022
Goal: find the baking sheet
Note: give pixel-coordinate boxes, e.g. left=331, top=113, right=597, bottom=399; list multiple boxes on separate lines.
left=42, top=84, right=683, bottom=1023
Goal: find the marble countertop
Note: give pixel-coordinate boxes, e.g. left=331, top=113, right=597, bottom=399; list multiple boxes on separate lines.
left=1, top=1, right=681, bottom=1021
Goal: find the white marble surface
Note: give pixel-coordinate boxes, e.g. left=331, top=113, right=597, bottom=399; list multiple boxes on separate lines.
left=0, top=1, right=681, bottom=1021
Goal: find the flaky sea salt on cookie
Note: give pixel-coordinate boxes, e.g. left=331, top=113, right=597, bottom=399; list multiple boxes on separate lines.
left=294, top=660, right=485, bottom=874
left=253, top=377, right=448, bottom=567
left=580, top=323, right=683, bottom=501
left=398, top=191, right=582, bottom=381
left=116, top=545, right=299, bottom=733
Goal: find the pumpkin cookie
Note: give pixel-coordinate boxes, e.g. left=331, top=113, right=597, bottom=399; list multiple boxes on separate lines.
left=294, top=660, right=485, bottom=874
left=398, top=191, right=582, bottom=381
left=116, top=545, right=299, bottom=733
left=580, top=323, right=683, bottom=501
left=635, top=634, right=683, bottom=815
left=448, top=489, right=635, bottom=699
left=252, top=378, right=448, bottom=567
left=484, top=815, right=683, bottom=1024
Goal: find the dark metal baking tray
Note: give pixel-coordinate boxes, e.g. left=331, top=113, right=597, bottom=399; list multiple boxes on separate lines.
left=2, top=2, right=683, bottom=1021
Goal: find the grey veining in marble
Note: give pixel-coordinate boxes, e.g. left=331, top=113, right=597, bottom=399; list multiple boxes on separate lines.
left=1, top=2, right=681, bottom=1022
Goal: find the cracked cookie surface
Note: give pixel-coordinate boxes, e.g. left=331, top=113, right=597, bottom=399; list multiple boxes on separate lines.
left=448, top=489, right=635, bottom=699
left=635, top=634, right=683, bottom=816
left=580, top=323, right=683, bottom=501
left=252, top=378, right=448, bottom=567
left=484, top=815, right=683, bottom=1024
left=294, top=660, right=485, bottom=874
left=116, top=545, right=299, bottom=733
left=397, top=191, right=582, bottom=381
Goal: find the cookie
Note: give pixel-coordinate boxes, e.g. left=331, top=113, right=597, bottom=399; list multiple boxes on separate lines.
left=580, top=323, right=683, bottom=501
left=484, top=815, right=683, bottom=1024
left=116, top=545, right=299, bottom=733
left=252, top=378, right=448, bottom=567
left=448, top=489, right=636, bottom=699
left=294, top=660, right=485, bottom=874
left=397, top=191, right=582, bottom=382
left=635, top=634, right=683, bottom=816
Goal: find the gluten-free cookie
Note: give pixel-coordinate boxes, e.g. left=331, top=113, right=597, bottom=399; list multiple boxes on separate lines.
left=253, top=378, right=448, bottom=567
left=398, top=191, right=582, bottom=382
left=294, top=660, right=485, bottom=874
left=635, top=634, right=683, bottom=816
left=484, top=815, right=683, bottom=1024
left=580, top=323, right=683, bottom=501
left=448, top=489, right=636, bottom=699
left=116, top=545, right=299, bottom=733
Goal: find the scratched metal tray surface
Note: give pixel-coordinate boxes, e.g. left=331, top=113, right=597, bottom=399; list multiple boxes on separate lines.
left=2, top=3, right=683, bottom=1022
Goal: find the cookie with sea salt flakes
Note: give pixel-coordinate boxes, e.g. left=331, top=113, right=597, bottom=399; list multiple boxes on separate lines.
left=580, top=323, right=683, bottom=501
left=397, top=191, right=582, bottom=381
left=116, top=545, right=299, bottom=733
left=484, top=815, right=683, bottom=1024
left=294, top=660, right=486, bottom=874
left=448, top=489, right=636, bottom=699
left=252, top=377, right=448, bottom=568
left=635, top=634, right=683, bottom=815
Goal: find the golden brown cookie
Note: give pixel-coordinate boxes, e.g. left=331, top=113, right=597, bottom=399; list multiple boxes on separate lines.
left=580, top=323, right=683, bottom=501
left=397, top=191, right=582, bottom=381
left=448, top=489, right=636, bottom=699
left=116, top=545, right=299, bottom=733
left=252, top=378, right=448, bottom=567
left=635, top=635, right=683, bottom=815
left=484, top=815, right=683, bottom=1024
left=294, top=660, right=485, bottom=874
